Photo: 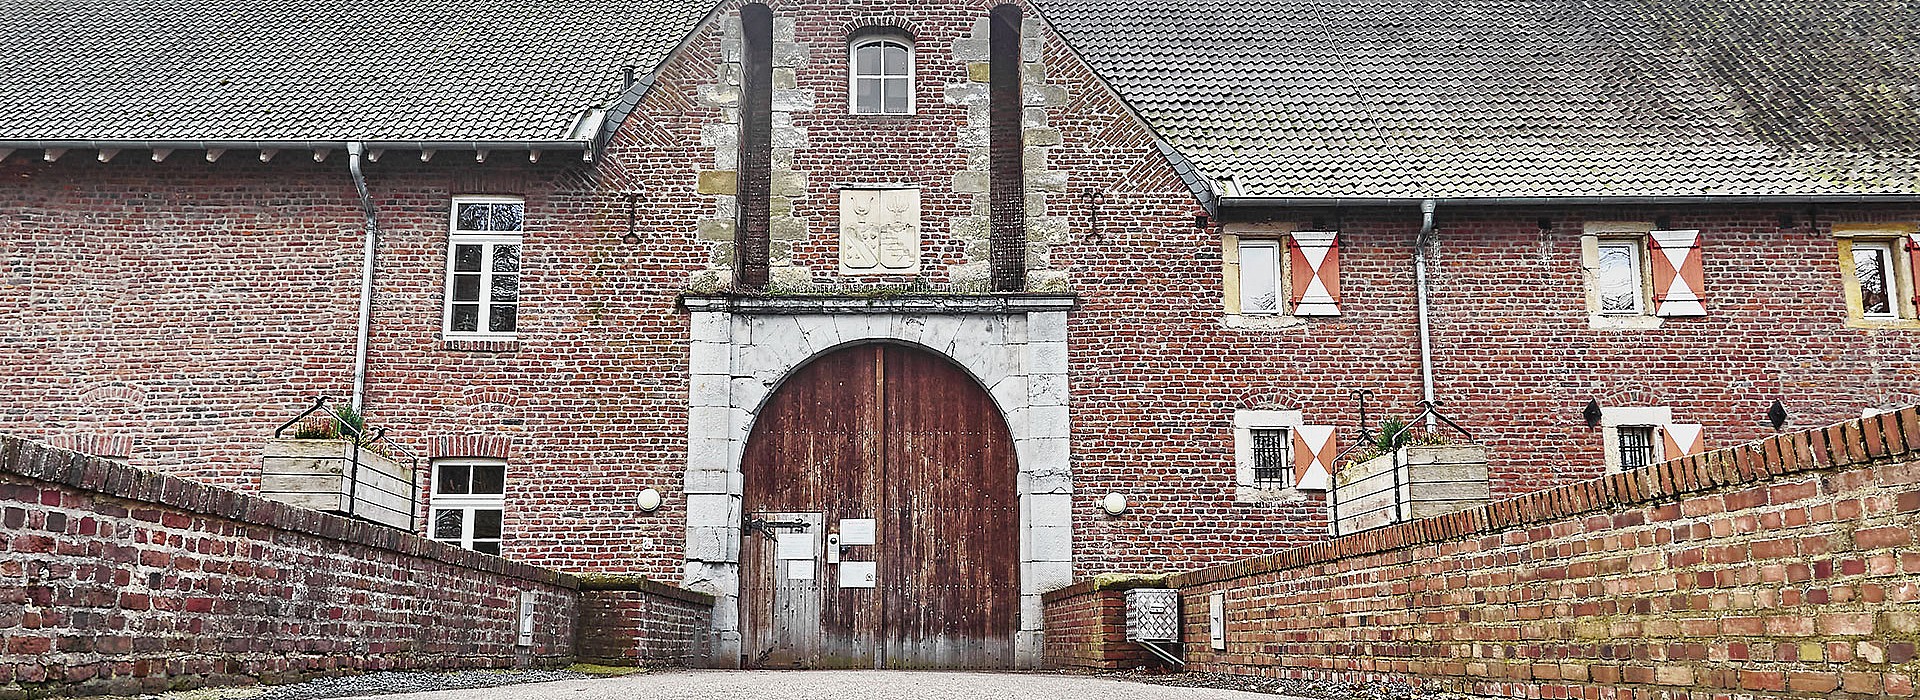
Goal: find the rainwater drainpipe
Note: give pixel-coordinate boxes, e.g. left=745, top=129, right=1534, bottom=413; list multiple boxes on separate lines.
left=346, top=142, right=380, bottom=412
left=1415, top=199, right=1438, bottom=431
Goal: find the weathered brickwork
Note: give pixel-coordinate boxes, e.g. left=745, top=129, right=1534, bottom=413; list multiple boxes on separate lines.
left=0, top=435, right=578, bottom=698
left=1039, top=574, right=1167, bottom=670
left=2, top=0, right=1919, bottom=596
left=574, top=577, right=715, bottom=667
left=1100, top=408, right=1920, bottom=699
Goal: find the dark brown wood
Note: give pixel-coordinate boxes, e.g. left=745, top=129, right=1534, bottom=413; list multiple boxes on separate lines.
left=734, top=3, right=773, bottom=291
left=741, top=344, right=1018, bottom=669
left=987, top=4, right=1026, bottom=292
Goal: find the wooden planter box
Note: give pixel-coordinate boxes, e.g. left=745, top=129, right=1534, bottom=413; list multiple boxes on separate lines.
left=261, top=438, right=415, bottom=530
left=1331, top=443, right=1490, bottom=535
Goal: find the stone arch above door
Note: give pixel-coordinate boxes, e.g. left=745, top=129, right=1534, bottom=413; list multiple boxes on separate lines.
left=680, top=294, right=1074, bottom=669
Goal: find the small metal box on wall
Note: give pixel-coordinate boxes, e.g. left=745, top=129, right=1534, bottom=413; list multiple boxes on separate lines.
left=1124, top=588, right=1181, bottom=642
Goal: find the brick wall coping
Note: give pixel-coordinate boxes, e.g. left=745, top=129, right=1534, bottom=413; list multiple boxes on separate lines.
left=1169, top=406, right=1920, bottom=589
left=574, top=573, right=717, bottom=606
left=1041, top=573, right=1171, bottom=604
left=0, top=433, right=580, bottom=589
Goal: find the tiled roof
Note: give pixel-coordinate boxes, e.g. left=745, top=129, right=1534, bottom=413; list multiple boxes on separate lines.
left=0, top=0, right=711, bottom=143
left=1036, top=0, right=1920, bottom=200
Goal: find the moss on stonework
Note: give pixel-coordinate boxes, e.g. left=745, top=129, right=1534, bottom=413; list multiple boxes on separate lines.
left=563, top=663, right=643, bottom=676
left=574, top=572, right=654, bottom=588
left=1087, top=573, right=1170, bottom=591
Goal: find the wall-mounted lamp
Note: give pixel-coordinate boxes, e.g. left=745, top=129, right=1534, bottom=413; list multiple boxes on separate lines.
left=1768, top=399, right=1789, bottom=431
left=1100, top=492, right=1128, bottom=516
left=1583, top=399, right=1603, bottom=428
left=637, top=487, right=662, bottom=513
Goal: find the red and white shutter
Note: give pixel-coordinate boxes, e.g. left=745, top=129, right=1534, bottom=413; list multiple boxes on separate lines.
left=1287, top=231, right=1340, bottom=316
left=1907, top=234, right=1920, bottom=311
left=1660, top=423, right=1706, bottom=459
left=1292, top=424, right=1336, bottom=490
left=1648, top=229, right=1706, bottom=317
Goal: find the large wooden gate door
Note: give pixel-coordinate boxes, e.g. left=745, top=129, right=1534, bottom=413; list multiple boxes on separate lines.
left=741, top=343, right=1019, bottom=669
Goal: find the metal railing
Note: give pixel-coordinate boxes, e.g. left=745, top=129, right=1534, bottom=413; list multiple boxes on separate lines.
left=274, top=396, right=421, bottom=531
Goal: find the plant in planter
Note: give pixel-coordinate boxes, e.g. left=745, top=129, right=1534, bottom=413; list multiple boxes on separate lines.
left=1332, top=415, right=1488, bottom=535
left=261, top=399, right=415, bottom=530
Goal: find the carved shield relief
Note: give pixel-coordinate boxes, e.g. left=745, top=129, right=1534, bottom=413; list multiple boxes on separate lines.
left=839, top=188, right=920, bottom=275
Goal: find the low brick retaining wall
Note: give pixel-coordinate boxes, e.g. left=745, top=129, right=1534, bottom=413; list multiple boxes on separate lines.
left=1040, top=574, right=1169, bottom=670
left=575, top=575, right=713, bottom=667
left=0, top=435, right=710, bottom=698
left=1047, top=408, right=1920, bottom=699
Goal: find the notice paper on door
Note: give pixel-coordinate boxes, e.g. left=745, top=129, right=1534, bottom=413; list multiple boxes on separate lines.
left=839, top=561, right=877, bottom=588
left=839, top=519, right=877, bottom=546
left=776, top=532, right=814, bottom=560
left=786, top=560, right=815, bottom=580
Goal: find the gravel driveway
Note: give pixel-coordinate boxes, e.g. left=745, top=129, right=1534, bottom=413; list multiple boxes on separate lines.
left=338, top=670, right=1304, bottom=700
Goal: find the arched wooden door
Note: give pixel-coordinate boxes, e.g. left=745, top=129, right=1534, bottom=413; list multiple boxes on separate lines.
left=740, top=343, right=1018, bottom=669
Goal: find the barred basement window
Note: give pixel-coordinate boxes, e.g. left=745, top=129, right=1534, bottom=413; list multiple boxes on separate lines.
left=445, top=197, right=523, bottom=338
left=1616, top=426, right=1656, bottom=470
left=431, top=459, right=506, bottom=555
left=1250, top=428, right=1292, bottom=487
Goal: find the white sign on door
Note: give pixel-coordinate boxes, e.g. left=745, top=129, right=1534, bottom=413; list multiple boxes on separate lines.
left=839, top=518, right=876, bottom=546
left=839, top=561, right=877, bottom=588
left=776, top=532, right=814, bottom=560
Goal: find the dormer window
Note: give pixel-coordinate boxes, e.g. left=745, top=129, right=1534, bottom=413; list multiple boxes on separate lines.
left=850, top=35, right=912, bottom=115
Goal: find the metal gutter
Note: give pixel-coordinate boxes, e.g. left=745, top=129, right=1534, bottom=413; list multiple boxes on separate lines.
left=1413, top=200, right=1438, bottom=432
left=1219, top=194, right=1920, bottom=208
left=345, top=143, right=380, bottom=413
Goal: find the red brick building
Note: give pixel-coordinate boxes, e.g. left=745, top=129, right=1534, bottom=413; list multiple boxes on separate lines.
left=3, top=0, right=1917, bottom=669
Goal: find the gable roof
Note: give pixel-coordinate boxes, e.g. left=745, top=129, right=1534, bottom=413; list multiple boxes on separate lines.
left=0, top=0, right=711, bottom=145
left=1036, top=0, right=1920, bottom=202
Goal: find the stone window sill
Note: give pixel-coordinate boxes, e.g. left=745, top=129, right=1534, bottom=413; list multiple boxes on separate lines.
left=442, top=337, right=521, bottom=353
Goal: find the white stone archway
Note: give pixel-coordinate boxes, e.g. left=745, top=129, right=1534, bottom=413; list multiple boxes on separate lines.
left=679, top=295, right=1074, bottom=669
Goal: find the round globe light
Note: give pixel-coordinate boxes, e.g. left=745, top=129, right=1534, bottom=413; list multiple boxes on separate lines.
left=637, top=488, right=663, bottom=513
left=1100, top=492, right=1128, bottom=516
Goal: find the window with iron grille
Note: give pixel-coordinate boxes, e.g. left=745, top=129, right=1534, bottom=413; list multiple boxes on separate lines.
left=1250, top=428, right=1292, bottom=487
left=1617, top=426, right=1656, bottom=470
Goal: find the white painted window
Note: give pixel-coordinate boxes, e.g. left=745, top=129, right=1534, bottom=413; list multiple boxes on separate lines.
left=1852, top=240, right=1898, bottom=319
left=1596, top=239, right=1646, bottom=315
left=430, top=459, right=506, bottom=555
left=1237, top=239, right=1282, bottom=314
left=445, top=197, right=523, bottom=338
left=850, top=36, right=913, bottom=115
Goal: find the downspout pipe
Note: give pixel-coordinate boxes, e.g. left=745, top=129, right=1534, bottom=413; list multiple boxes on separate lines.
left=1415, top=200, right=1438, bottom=431
left=346, top=142, right=379, bottom=413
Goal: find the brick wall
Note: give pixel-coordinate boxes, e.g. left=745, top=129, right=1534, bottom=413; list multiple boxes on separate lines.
left=0, top=434, right=582, bottom=697
left=575, top=576, right=714, bottom=667
left=1040, top=574, right=1168, bottom=670
left=1114, top=408, right=1920, bottom=699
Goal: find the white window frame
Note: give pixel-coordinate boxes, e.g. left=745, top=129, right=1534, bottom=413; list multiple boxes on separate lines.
left=430, top=458, right=507, bottom=554
left=1233, top=409, right=1302, bottom=501
left=849, top=35, right=914, bottom=116
left=444, top=196, right=524, bottom=339
left=1595, top=238, right=1647, bottom=316
left=1851, top=239, right=1900, bottom=320
left=1599, top=406, right=1671, bottom=474
left=1237, top=238, right=1284, bottom=315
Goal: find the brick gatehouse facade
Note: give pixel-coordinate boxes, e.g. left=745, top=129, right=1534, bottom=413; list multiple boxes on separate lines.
left=4, top=0, right=1918, bottom=670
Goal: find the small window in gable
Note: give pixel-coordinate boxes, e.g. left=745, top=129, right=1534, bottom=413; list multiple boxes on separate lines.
left=1238, top=240, right=1283, bottom=314
left=850, top=34, right=913, bottom=115
left=1223, top=226, right=1341, bottom=323
left=1583, top=223, right=1705, bottom=327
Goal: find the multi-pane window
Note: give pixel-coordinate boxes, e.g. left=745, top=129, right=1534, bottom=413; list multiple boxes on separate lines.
left=1596, top=239, right=1645, bottom=315
left=1239, top=239, right=1282, bottom=314
left=431, top=459, right=506, bottom=555
left=1853, top=240, right=1897, bottom=319
left=1250, top=428, right=1292, bottom=486
left=446, top=197, right=523, bottom=337
left=1616, top=426, right=1657, bottom=470
left=850, top=37, right=912, bottom=115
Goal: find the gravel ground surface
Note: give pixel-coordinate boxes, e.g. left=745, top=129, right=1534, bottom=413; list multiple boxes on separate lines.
left=140, top=670, right=599, bottom=700
left=1098, top=669, right=1473, bottom=700
left=271, top=669, right=1302, bottom=700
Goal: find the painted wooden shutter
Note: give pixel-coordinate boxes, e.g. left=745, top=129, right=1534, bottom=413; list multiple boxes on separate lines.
left=1648, top=230, right=1706, bottom=317
left=1907, top=234, right=1920, bottom=311
left=1660, top=423, right=1706, bottom=459
left=1287, top=231, right=1340, bottom=316
left=1292, top=424, right=1336, bottom=490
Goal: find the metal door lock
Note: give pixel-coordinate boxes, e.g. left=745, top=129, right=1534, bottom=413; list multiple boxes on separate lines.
left=743, top=516, right=813, bottom=539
